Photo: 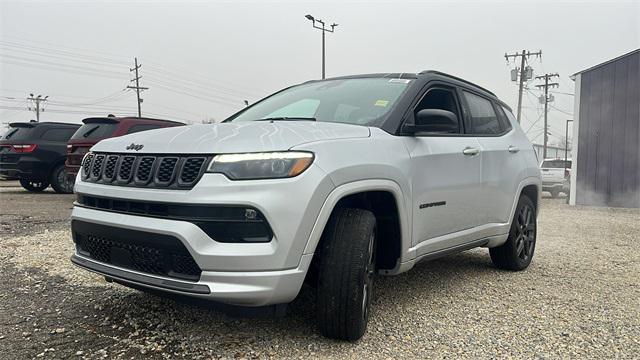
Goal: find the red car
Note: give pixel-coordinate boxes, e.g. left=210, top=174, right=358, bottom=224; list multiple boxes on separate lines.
left=66, top=117, right=184, bottom=181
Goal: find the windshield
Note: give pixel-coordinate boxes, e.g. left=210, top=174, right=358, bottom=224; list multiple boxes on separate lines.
left=229, top=78, right=412, bottom=127
left=70, top=122, right=118, bottom=140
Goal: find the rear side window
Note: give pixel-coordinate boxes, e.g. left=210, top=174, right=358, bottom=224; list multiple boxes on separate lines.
left=40, top=128, right=77, bottom=141
left=462, top=91, right=502, bottom=135
left=2, top=126, right=34, bottom=140
left=495, top=106, right=514, bottom=132
left=126, top=124, right=162, bottom=134
left=71, top=123, right=118, bottom=140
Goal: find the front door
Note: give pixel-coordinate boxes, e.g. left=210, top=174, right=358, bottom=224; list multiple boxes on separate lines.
left=405, top=86, right=483, bottom=253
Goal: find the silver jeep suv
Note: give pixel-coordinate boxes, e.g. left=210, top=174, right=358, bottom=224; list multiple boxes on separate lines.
left=71, top=71, right=541, bottom=340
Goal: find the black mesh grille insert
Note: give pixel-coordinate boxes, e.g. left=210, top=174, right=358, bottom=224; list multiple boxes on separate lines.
left=103, top=155, right=119, bottom=181
left=118, top=156, right=135, bottom=181
left=83, top=153, right=210, bottom=189
left=181, top=157, right=205, bottom=184
left=82, top=153, right=94, bottom=178
left=157, top=157, right=178, bottom=183
left=135, top=157, right=155, bottom=182
left=91, top=154, right=105, bottom=179
left=73, top=220, right=201, bottom=281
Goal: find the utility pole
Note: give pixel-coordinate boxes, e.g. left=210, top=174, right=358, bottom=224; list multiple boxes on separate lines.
left=305, top=14, right=338, bottom=79
left=504, top=50, right=542, bottom=123
left=127, top=57, right=148, bottom=117
left=535, top=73, right=560, bottom=159
left=27, top=94, right=49, bottom=122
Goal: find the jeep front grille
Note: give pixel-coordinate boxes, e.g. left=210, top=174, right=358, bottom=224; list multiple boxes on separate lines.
left=81, top=152, right=210, bottom=189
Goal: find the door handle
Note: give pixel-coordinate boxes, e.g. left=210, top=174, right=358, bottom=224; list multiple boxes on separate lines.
left=462, top=147, right=480, bottom=156
left=508, top=145, right=520, bottom=153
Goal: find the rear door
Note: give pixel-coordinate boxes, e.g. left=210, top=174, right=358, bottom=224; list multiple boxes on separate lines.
left=404, top=85, right=483, bottom=252
left=460, top=90, right=525, bottom=225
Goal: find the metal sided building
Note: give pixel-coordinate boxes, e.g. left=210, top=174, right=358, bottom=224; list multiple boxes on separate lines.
left=570, top=49, right=640, bottom=208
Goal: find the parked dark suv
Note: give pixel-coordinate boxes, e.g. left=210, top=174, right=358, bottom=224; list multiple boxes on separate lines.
left=0, top=121, right=81, bottom=193
left=66, top=117, right=184, bottom=181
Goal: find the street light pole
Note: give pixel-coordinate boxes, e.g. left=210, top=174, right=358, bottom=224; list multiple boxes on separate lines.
left=305, top=14, right=338, bottom=79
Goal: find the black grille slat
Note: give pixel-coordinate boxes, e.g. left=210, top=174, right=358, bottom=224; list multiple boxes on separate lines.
left=91, top=155, right=105, bottom=179
left=81, top=153, right=94, bottom=178
left=103, top=155, right=119, bottom=181
left=117, top=156, right=136, bottom=182
left=156, top=157, right=178, bottom=183
left=84, top=152, right=209, bottom=189
left=135, top=157, right=156, bottom=183
left=180, top=157, right=205, bottom=184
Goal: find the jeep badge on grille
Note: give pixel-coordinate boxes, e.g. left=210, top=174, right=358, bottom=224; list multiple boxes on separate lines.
left=126, top=143, right=144, bottom=151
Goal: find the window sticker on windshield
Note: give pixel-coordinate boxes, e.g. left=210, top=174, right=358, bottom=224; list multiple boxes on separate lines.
left=388, top=79, right=412, bottom=84
left=374, top=100, right=390, bottom=107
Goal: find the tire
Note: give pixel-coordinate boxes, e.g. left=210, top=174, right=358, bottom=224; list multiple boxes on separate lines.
left=19, top=178, right=49, bottom=192
left=550, top=189, right=559, bottom=198
left=50, top=164, right=74, bottom=194
left=316, top=208, right=377, bottom=341
left=490, top=195, right=537, bottom=271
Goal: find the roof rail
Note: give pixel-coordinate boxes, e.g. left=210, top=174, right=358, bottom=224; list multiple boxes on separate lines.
left=419, top=70, right=496, bottom=96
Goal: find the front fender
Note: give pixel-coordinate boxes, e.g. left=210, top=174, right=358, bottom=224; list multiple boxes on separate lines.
left=302, top=179, right=413, bottom=271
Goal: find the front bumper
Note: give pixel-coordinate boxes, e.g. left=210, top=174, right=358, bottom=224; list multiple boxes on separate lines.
left=71, top=252, right=313, bottom=306
left=71, top=166, right=334, bottom=305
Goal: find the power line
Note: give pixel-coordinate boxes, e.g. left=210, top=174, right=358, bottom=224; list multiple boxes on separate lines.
left=549, top=104, right=574, bottom=116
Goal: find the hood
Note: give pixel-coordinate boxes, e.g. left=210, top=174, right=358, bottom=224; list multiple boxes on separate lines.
left=91, top=121, right=370, bottom=154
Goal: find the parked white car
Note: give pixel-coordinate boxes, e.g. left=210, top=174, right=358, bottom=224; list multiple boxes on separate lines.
left=70, top=71, right=541, bottom=340
left=540, top=158, right=571, bottom=197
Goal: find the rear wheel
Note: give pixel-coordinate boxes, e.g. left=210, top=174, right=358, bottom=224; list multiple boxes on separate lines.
left=19, top=178, right=49, bottom=192
left=490, top=195, right=537, bottom=271
left=50, top=164, right=74, bottom=194
left=316, top=208, right=377, bottom=341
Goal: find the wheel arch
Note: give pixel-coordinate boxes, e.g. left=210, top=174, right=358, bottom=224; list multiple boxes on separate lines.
left=302, top=179, right=410, bottom=273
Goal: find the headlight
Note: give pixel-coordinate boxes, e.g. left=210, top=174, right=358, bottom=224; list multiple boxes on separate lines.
left=207, top=151, right=314, bottom=180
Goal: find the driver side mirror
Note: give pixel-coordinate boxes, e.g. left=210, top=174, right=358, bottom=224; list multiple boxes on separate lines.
left=403, top=109, right=459, bottom=134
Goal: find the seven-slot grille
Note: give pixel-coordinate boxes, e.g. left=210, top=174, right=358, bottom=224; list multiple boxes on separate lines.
left=82, top=153, right=209, bottom=189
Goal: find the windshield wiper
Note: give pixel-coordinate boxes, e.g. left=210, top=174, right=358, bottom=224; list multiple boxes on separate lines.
left=254, top=117, right=316, bottom=122
left=4, top=128, right=18, bottom=139
left=82, top=125, right=100, bottom=138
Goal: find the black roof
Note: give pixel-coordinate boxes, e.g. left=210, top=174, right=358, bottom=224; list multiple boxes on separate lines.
left=316, top=70, right=496, bottom=98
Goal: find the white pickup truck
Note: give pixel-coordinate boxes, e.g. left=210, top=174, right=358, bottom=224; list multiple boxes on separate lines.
left=540, top=158, right=571, bottom=197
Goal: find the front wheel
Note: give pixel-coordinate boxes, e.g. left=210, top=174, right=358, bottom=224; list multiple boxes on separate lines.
left=19, top=178, right=49, bottom=192
left=316, top=208, right=377, bottom=341
left=490, top=195, right=537, bottom=271
left=50, top=164, right=74, bottom=194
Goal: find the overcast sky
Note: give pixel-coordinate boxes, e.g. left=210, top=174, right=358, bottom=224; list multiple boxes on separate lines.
left=1, top=0, right=638, bottom=145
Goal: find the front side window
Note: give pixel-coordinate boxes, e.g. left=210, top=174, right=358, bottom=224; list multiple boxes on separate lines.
left=463, top=91, right=502, bottom=135
left=413, top=88, right=461, bottom=133
left=228, top=78, right=411, bottom=127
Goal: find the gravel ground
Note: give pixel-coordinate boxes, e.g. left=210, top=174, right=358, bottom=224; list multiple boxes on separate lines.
left=1, top=180, right=639, bottom=359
